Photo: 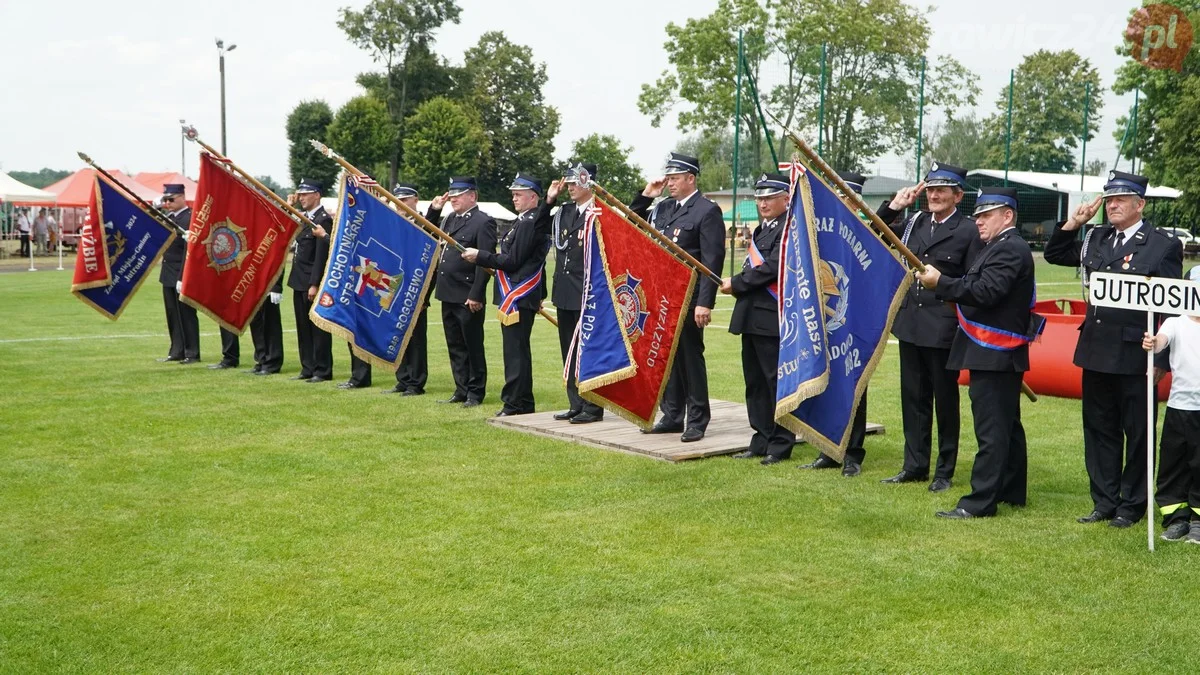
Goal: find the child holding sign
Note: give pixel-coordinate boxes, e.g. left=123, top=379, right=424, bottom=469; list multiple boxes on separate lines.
left=1143, top=316, right=1200, bottom=543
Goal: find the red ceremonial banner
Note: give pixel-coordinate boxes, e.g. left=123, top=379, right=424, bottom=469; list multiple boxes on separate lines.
left=581, top=201, right=697, bottom=426
left=71, top=176, right=113, bottom=291
left=180, top=153, right=299, bottom=333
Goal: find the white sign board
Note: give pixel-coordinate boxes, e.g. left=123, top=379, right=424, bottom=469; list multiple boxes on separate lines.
left=1089, top=272, right=1200, bottom=317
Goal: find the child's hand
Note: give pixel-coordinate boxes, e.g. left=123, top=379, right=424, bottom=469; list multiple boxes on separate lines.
left=1142, top=331, right=1156, bottom=352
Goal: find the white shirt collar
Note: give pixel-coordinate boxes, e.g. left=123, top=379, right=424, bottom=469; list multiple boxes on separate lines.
left=932, top=208, right=957, bottom=225
left=674, top=190, right=698, bottom=208
left=1115, top=220, right=1144, bottom=241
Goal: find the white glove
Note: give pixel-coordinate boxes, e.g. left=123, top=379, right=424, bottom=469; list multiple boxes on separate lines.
left=175, top=281, right=182, bottom=294
left=269, top=292, right=282, bottom=305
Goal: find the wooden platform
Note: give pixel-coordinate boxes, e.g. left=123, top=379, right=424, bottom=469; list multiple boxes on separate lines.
left=488, top=399, right=884, bottom=462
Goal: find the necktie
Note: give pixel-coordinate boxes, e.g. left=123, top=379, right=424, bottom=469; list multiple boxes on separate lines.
left=1114, top=231, right=1125, bottom=250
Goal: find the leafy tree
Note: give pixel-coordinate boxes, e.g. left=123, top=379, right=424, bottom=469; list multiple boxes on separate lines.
left=639, top=0, right=979, bottom=174
left=1084, top=158, right=1108, bottom=177
left=326, top=95, right=398, bottom=180
left=8, top=168, right=70, bottom=189
left=338, top=0, right=462, bottom=185
left=909, top=114, right=992, bottom=177
left=458, top=31, right=561, bottom=201
left=285, top=100, right=337, bottom=195
left=982, top=49, right=1103, bottom=173
left=566, top=134, right=645, bottom=203
left=1110, top=1, right=1200, bottom=221
left=400, top=97, right=490, bottom=198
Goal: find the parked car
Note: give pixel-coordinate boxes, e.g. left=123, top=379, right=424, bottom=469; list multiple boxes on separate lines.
left=1160, top=227, right=1198, bottom=245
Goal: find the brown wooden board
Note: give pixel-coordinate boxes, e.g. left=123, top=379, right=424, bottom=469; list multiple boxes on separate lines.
left=487, top=399, right=884, bottom=462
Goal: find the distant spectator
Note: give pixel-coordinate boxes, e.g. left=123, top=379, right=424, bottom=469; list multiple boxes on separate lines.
left=45, top=210, right=58, bottom=252
left=17, top=209, right=31, bottom=257
left=33, top=209, right=49, bottom=255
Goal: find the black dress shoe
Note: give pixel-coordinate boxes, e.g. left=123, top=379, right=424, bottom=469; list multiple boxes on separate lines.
left=841, top=460, right=862, bottom=477
left=338, top=382, right=367, bottom=390
left=680, top=428, right=705, bottom=443
left=554, top=410, right=581, bottom=421
left=936, top=507, right=978, bottom=520
left=880, top=470, right=929, bottom=484
left=382, top=386, right=405, bottom=394
left=461, top=399, right=481, bottom=408
left=244, top=368, right=262, bottom=374
left=306, top=376, right=330, bottom=383
left=253, top=370, right=278, bottom=376
left=799, top=455, right=840, bottom=470
left=928, top=478, right=952, bottom=492
left=642, top=421, right=685, bottom=435
left=157, top=356, right=183, bottom=363
left=402, top=389, right=424, bottom=397
left=179, top=357, right=201, bottom=365
left=207, top=362, right=236, bottom=370
left=1077, top=510, right=1113, bottom=524
left=570, top=412, right=602, bottom=424
left=290, top=374, right=313, bottom=381
left=1109, top=516, right=1136, bottom=529
left=732, top=451, right=765, bottom=459
left=760, top=455, right=785, bottom=466
left=439, top=396, right=468, bottom=404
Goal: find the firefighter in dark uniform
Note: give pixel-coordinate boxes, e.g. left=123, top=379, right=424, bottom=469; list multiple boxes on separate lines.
left=550, top=163, right=605, bottom=424
left=630, top=152, right=727, bottom=442
left=463, top=173, right=555, bottom=416
left=876, top=162, right=983, bottom=492
left=246, top=269, right=284, bottom=376
left=1044, top=170, right=1183, bottom=527
left=383, top=182, right=444, bottom=396
left=916, top=187, right=1038, bottom=518
left=339, top=341, right=373, bottom=389
left=435, top=176, right=496, bottom=407
left=723, top=173, right=796, bottom=464
left=797, top=171, right=882, bottom=476
left=210, top=323, right=240, bottom=369
left=158, top=183, right=201, bottom=364
left=287, top=179, right=334, bottom=383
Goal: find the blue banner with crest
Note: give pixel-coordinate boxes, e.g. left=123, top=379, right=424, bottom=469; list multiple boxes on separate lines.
left=310, top=175, right=442, bottom=370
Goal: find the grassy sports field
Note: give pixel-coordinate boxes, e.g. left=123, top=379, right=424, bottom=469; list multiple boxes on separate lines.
left=0, top=253, right=1192, bottom=672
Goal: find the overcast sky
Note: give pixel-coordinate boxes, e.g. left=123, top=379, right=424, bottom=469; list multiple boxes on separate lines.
left=0, top=0, right=1145, bottom=186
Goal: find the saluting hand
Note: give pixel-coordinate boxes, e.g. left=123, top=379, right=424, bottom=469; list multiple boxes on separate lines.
left=431, top=192, right=450, bottom=210
left=889, top=181, right=926, bottom=211
left=547, top=179, right=565, bottom=203
left=1064, top=195, right=1103, bottom=231
left=286, top=193, right=298, bottom=206
left=642, top=177, right=667, bottom=199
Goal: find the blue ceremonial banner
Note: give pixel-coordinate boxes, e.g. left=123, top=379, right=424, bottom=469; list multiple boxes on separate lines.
left=573, top=206, right=636, bottom=390
left=71, top=174, right=177, bottom=320
left=774, top=167, right=831, bottom=421
left=779, top=169, right=912, bottom=459
left=310, top=175, right=442, bottom=371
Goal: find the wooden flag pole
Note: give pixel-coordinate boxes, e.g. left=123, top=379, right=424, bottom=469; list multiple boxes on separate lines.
left=181, top=125, right=317, bottom=231
left=77, top=152, right=184, bottom=235
left=308, top=139, right=559, bottom=328
left=587, top=181, right=724, bottom=287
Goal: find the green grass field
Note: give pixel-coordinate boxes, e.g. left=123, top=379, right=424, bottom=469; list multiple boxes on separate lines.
left=0, top=254, right=1193, bottom=672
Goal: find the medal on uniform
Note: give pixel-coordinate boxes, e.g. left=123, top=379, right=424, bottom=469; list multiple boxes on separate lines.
left=1121, top=253, right=1132, bottom=270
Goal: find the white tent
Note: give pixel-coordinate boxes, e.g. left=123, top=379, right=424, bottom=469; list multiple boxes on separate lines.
left=969, top=170, right=1181, bottom=199
left=0, top=171, right=57, bottom=204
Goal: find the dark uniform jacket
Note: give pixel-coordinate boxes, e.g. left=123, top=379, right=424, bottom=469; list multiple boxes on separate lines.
left=729, top=214, right=785, bottom=337
left=477, top=202, right=551, bottom=311
left=880, top=205, right=984, bottom=348
left=551, top=200, right=590, bottom=311
left=630, top=190, right=726, bottom=308
left=434, top=205, right=497, bottom=305
left=936, top=228, right=1037, bottom=373
left=159, top=207, right=192, bottom=286
left=287, top=205, right=333, bottom=292
left=1044, top=221, right=1183, bottom=374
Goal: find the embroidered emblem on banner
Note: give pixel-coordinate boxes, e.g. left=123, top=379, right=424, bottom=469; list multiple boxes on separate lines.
left=613, top=271, right=650, bottom=342
left=353, top=255, right=403, bottom=312
left=202, top=219, right=250, bottom=272
left=820, top=260, right=851, bottom=331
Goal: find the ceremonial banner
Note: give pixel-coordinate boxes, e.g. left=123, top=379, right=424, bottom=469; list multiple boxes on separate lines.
left=575, top=200, right=696, bottom=428
left=180, top=153, right=299, bottom=333
left=778, top=169, right=912, bottom=459
left=310, top=175, right=442, bottom=371
left=71, top=174, right=176, bottom=320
